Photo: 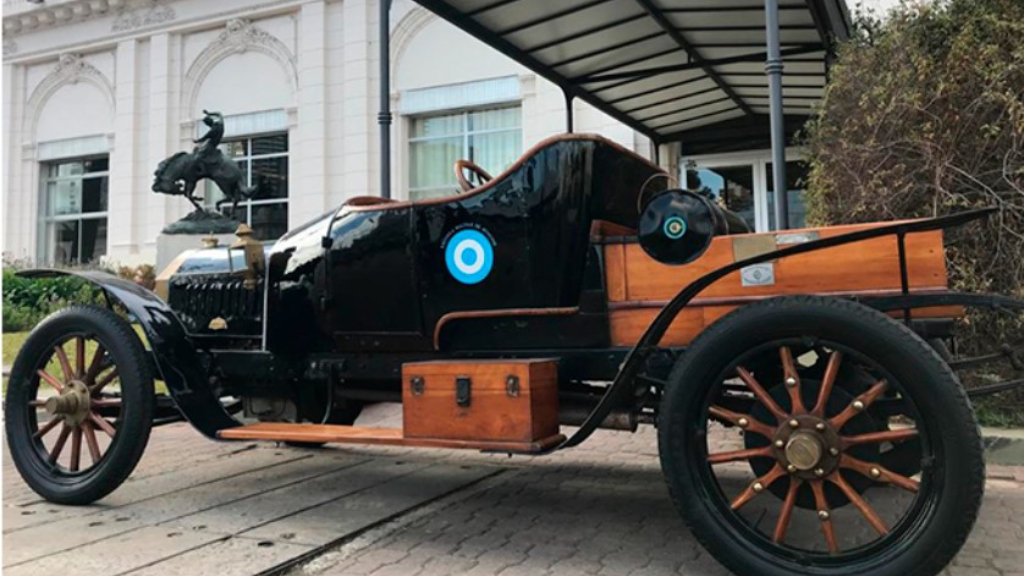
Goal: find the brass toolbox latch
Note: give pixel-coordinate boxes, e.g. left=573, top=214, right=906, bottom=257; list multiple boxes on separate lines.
left=410, top=376, right=425, bottom=396
left=455, top=376, right=472, bottom=407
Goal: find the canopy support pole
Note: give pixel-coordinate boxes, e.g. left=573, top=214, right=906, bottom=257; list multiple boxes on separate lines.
left=563, top=89, right=575, bottom=133
left=379, top=0, right=393, bottom=199
left=765, top=0, right=788, bottom=229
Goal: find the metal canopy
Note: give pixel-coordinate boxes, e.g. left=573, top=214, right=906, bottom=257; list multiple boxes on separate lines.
left=410, top=0, right=850, bottom=155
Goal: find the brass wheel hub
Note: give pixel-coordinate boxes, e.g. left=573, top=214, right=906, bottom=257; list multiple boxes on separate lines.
left=785, top=432, right=823, bottom=471
left=773, top=414, right=841, bottom=479
left=44, top=380, right=91, bottom=425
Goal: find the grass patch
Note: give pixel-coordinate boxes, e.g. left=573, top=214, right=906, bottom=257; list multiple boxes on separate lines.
left=973, top=395, right=1024, bottom=429
left=3, top=326, right=168, bottom=395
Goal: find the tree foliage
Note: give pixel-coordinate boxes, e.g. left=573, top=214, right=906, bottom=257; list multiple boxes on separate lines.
left=804, top=0, right=1024, bottom=423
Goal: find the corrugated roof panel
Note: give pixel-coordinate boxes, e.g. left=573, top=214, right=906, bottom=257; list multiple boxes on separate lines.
left=414, top=0, right=850, bottom=150
left=645, top=99, right=740, bottom=127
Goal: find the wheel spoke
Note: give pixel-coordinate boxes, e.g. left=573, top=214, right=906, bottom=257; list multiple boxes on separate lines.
left=37, top=369, right=64, bottom=393
left=829, top=472, right=889, bottom=535
left=89, top=412, right=117, bottom=437
left=70, top=427, right=83, bottom=472
left=736, top=366, right=788, bottom=422
left=780, top=346, right=805, bottom=414
left=840, top=454, right=920, bottom=493
left=810, top=480, right=839, bottom=553
left=830, top=379, right=888, bottom=430
left=842, top=428, right=918, bottom=449
left=29, top=399, right=46, bottom=408
left=33, top=415, right=63, bottom=439
left=54, top=344, right=74, bottom=382
left=85, top=344, right=107, bottom=385
left=707, top=445, right=774, bottom=465
left=83, top=421, right=102, bottom=465
left=49, top=423, right=71, bottom=464
left=91, top=398, right=123, bottom=409
left=730, top=464, right=786, bottom=511
left=75, top=337, right=86, bottom=377
left=708, top=405, right=774, bottom=438
left=812, top=351, right=842, bottom=417
left=90, top=368, right=119, bottom=394
left=772, top=478, right=801, bottom=544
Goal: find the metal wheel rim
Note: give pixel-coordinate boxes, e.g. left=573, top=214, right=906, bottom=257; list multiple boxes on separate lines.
left=22, top=331, right=123, bottom=478
left=690, top=337, right=939, bottom=564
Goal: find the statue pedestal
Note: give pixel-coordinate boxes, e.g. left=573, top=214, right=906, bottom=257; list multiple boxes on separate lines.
left=156, top=232, right=236, bottom=272
left=155, top=209, right=241, bottom=271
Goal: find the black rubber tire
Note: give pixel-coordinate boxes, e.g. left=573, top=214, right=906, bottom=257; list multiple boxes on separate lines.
left=658, top=295, right=984, bottom=576
left=5, top=305, right=155, bottom=505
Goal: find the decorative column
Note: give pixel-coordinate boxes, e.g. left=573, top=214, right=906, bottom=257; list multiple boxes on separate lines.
left=342, top=0, right=374, bottom=199
left=145, top=33, right=172, bottom=256
left=294, top=0, right=329, bottom=226
left=109, top=39, right=139, bottom=258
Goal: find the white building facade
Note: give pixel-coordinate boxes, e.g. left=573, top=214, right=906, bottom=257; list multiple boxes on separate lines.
left=2, top=0, right=804, bottom=267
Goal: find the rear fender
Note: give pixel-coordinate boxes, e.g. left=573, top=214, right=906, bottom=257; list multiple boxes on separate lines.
left=17, top=269, right=241, bottom=438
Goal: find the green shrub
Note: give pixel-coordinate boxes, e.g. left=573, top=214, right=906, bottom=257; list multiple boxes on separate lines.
left=2, top=266, right=98, bottom=333
left=804, top=0, right=1024, bottom=425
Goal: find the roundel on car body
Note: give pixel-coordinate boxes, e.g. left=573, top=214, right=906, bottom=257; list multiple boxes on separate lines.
left=445, top=228, right=494, bottom=284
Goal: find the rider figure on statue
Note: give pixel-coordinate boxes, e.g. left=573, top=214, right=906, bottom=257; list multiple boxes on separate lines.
left=192, top=110, right=225, bottom=179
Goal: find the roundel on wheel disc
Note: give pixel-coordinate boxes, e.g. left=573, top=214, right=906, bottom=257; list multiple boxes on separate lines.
left=445, top=228, right=494, bottom=284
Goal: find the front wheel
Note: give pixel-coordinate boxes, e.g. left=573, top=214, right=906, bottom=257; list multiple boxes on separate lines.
left=658, top=296, right=984, bottom=576
left=5, top=305, right=154, bottom=504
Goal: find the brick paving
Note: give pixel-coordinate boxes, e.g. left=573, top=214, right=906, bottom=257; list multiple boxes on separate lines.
left=292, top=405, right=1024, bottom=576
left=4, top=403, right=1024, bottom=576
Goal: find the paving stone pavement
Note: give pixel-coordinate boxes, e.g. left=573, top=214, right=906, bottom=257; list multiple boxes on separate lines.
left=5, top=403, right=1024, bottom=576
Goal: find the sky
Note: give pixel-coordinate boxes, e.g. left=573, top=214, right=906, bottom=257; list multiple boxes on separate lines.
left=853, top=0, right=916, bottom=16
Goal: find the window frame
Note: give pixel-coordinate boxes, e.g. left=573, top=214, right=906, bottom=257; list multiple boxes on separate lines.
left=204, top=131, right=289, bottom=241
left=407, top=105, right=522, bottom=199
left=39, top=155, right=110, bottom=265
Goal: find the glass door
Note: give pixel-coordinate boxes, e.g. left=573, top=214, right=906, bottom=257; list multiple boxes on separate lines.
left=682, top=162, right=759, bottom=231
left=682, top=152, right=809, bottom=232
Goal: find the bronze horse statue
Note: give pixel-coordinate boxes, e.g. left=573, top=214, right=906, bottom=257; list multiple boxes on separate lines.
left=152, top=110, right=256, bottom=214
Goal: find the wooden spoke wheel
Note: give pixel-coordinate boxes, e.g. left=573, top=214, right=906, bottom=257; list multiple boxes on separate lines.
left=5, top=305, right=154, bottom=505
left=658, top=296, right=984, bottom=576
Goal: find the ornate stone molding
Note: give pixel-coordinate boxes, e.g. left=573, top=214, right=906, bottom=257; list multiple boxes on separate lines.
left=390, top=5, right=435, bottom=85
left=3, top=0, right=128, bottom=35
left=25, top=53, right=116, bottom=141
left=111, top=0, right=175, bottom=32
left=3, top=37, right=17, bottom=57
left=180, top=18, right=297, bottom=117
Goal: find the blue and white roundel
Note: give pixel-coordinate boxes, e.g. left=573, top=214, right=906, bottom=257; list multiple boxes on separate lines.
left=445, top=229, right=494, bottom=284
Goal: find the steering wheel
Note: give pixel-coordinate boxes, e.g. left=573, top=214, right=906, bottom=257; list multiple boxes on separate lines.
left=455, top=159, right=493, bottom=192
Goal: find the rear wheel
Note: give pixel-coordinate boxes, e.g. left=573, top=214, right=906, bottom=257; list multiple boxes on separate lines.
left=658, top=296, right=983, bottom=576
left=5, top=305, right=154, bottom=505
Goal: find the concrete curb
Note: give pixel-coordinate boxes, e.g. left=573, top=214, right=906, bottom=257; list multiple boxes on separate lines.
left=983, top=427, right=1024, bottom=467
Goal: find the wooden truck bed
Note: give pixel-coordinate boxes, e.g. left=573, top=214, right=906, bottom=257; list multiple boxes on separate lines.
left=596, top=221, right=962, bottom=347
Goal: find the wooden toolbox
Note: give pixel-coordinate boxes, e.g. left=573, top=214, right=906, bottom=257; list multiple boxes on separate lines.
left=402, top=359, right=561, bottom=448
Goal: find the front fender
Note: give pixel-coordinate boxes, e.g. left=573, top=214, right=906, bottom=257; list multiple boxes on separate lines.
left=17, top=269, right=241, bottom=438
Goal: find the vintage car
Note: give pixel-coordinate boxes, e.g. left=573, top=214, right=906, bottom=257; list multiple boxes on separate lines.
left=6, top=133, right=1022, bottom=576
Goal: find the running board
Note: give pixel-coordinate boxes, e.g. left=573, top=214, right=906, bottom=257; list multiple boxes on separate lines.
left=218, top=423, right=565, bottom=454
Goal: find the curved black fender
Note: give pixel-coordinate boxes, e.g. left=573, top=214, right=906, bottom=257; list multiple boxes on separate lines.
left=17, top=269, right=241, bottom=438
